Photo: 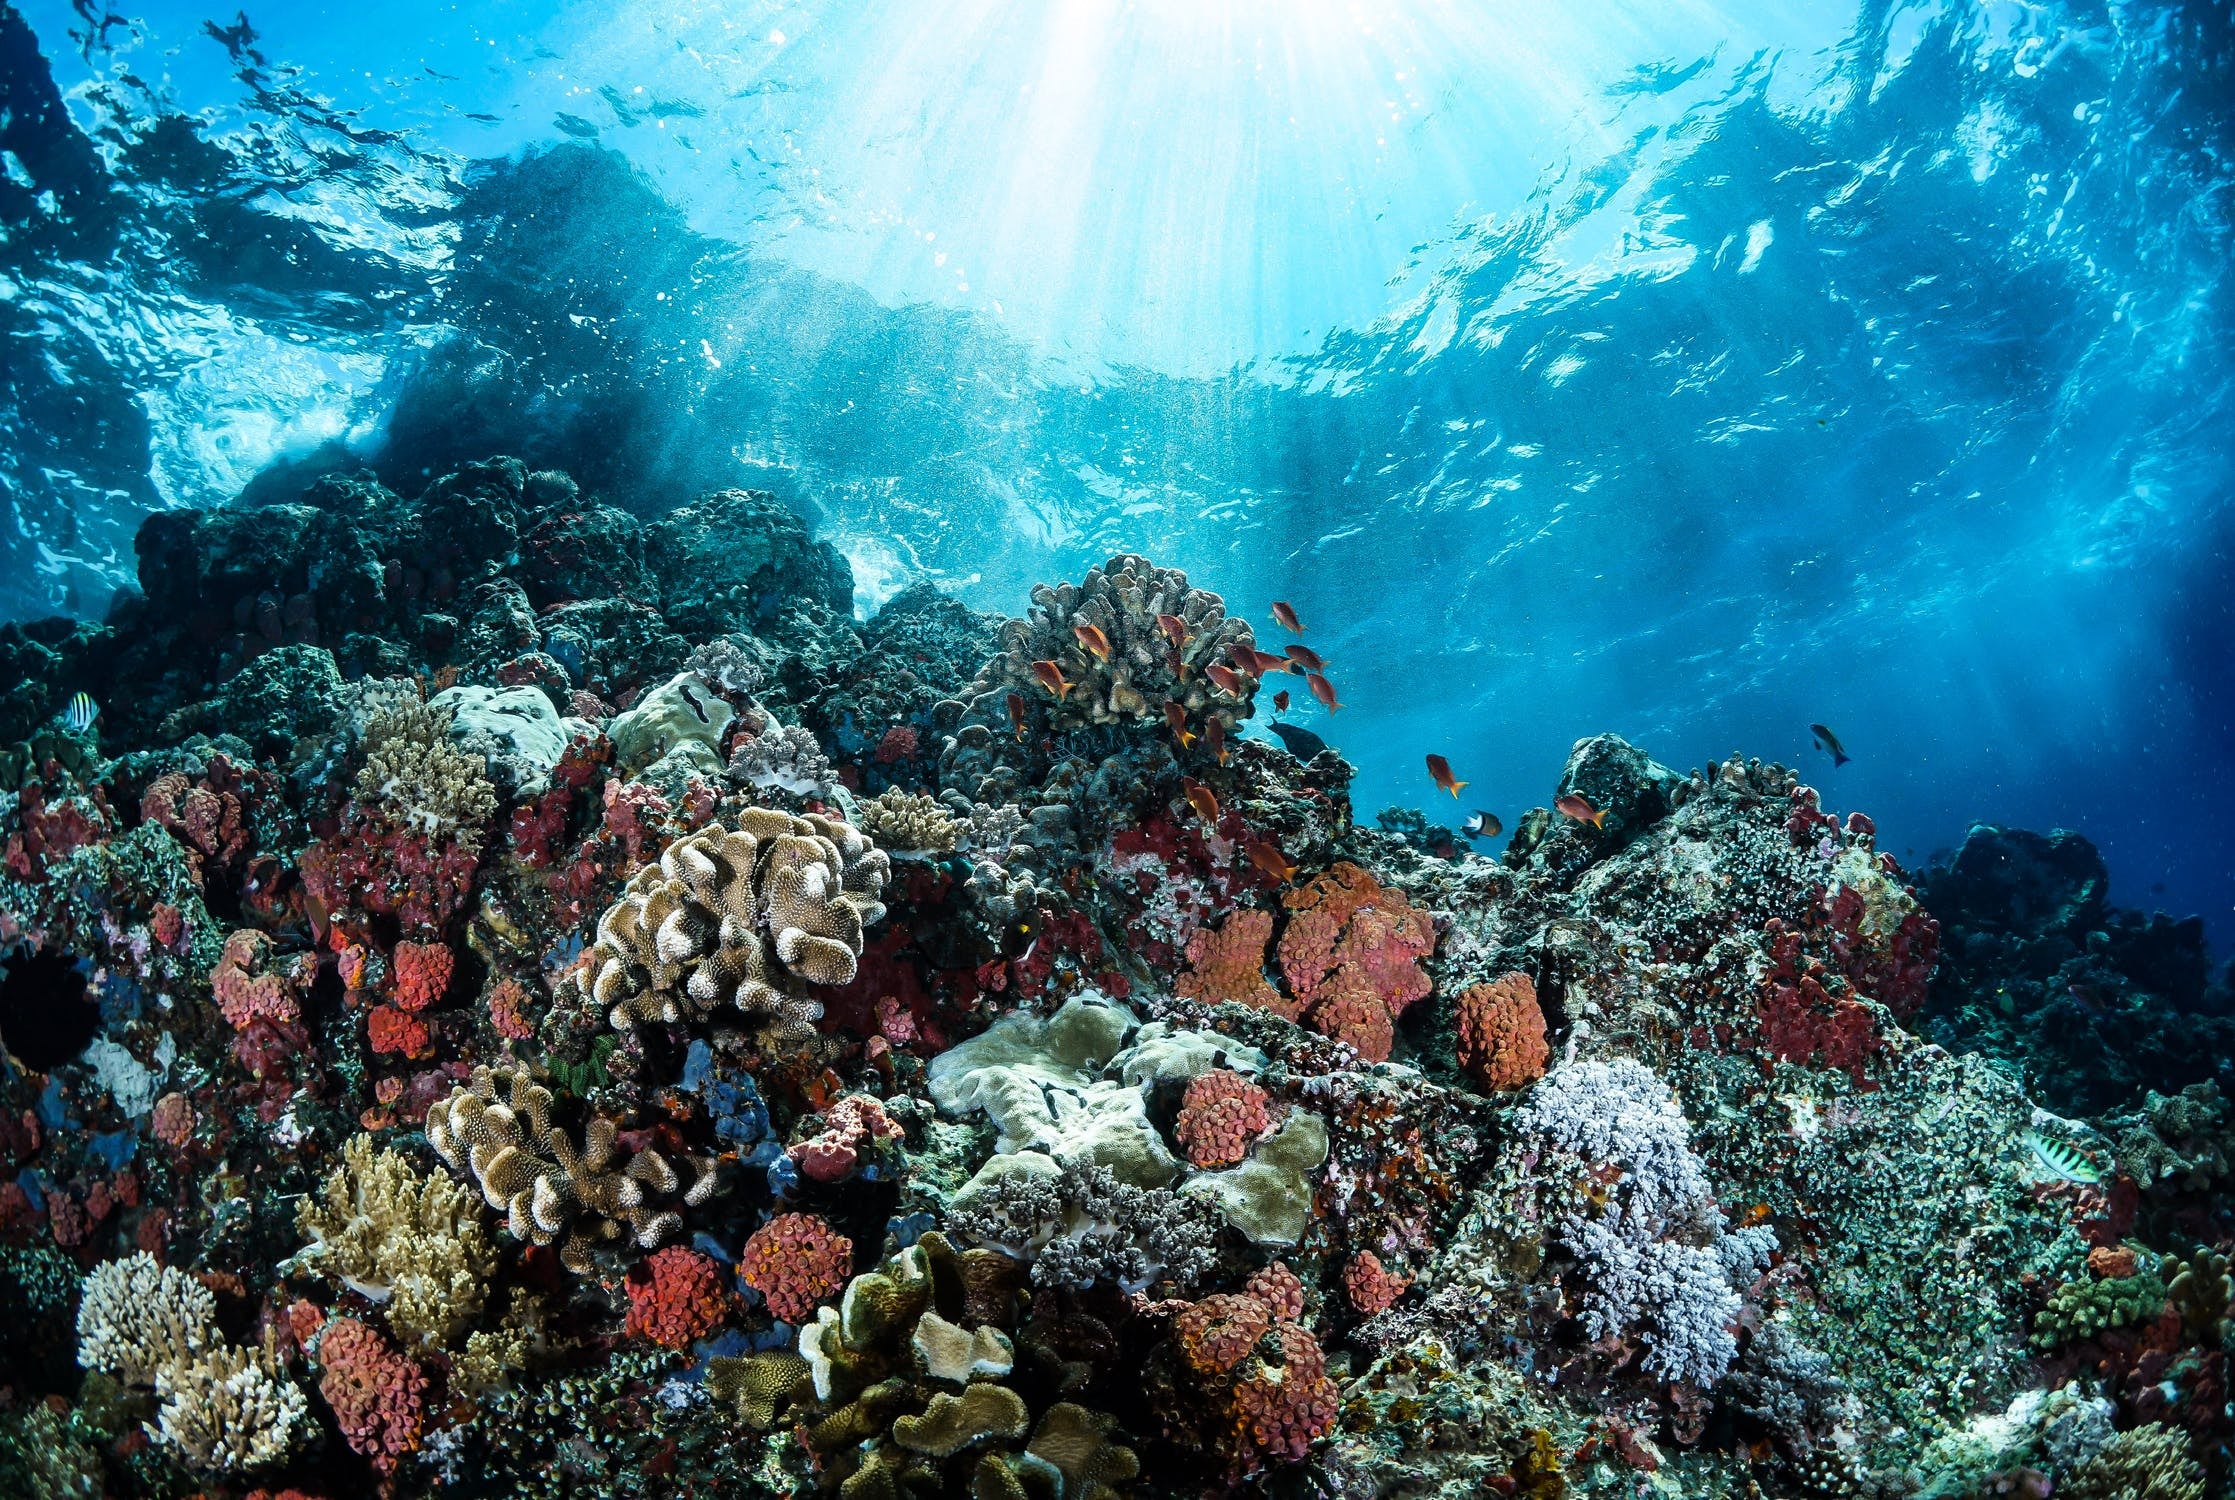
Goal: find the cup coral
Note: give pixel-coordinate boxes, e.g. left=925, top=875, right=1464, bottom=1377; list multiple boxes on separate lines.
left=737, top=1211, right=853, bottom=1324
left=315, top=1316, right=428, bottom=1476
left=1454, top=972, right=1550, bottom=1092
left=625, top=1245, right=732, bottom=1349
left=1175, top=1069, right=1274, bottom=1169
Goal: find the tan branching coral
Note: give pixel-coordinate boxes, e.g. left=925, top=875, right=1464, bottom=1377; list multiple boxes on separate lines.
left=353, top=692, right=498, bottom=853
left=955, top=553, right=1262, bottom=734
left=296, top=1134, right=497, bottom=1349
left=855, top=788, right=963, bottom=854
left=150, top=1336, right=309, bottom=1472
left=426, top=1063, right=718, bottom=1275
left=76, top=1252, right=217, bottom=1385
left=572, top=811, right=889, bottom=1042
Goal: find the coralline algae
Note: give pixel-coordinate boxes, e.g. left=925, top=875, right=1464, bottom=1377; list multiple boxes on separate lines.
left=0, top=460, right=2229, bottom=1498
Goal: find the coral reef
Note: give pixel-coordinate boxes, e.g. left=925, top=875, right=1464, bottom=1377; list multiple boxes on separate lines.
left=5, top=457, right=2230, bottom=1499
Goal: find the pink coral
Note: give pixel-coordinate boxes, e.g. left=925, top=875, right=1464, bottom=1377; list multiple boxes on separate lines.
left=790, top=1095, right=903, bottom=1185
left=391, top=940, right=454, bottom=1013
left=300, top=814, right=478, bottom=946
left=1454, top=973, right=1550, bottom=1092
left=737, top=1213, right=852, bottom=1324
left=1175, top=1293, right=1272, bottom=1376
left=366, top=1004, right=431, bottom=1059
left=1340, top=1251, right=1409, bottom=1316
left=487, top=977, right=537, bottom=1042
left=150, top=1092, right=195, bottom=1149
left=1245, top=1263, right=1306, bottom=1323
left=625, top=1246, right=732, bottom=1349
left=1175, top=909, right=1292, bottom=1018
left=1267, top=863, right=1437, bottom=1062
left=1225, top=1323, right=1338, bottom=1473
left=1175, top=1071, right=1273, bottom=1169
left=317, top=1317, right=427, bottom=1476
left=211, top=929, right=305, bottom=1030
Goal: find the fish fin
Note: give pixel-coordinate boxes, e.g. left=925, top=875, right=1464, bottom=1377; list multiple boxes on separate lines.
left=1448, top=781, right=1467, bottom=798
left=1834, top=751, right=1851, bottom=767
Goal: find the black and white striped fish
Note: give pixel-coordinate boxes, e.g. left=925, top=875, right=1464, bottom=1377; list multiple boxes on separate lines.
left=63, top=691, right=99, bottom=733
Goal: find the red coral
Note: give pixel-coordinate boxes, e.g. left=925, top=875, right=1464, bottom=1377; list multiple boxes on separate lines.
left=211, top=929, right=305, bottom=1030
left=5, top=779, right=112, bottom=881
left=737, top=1213, right=852, bottom=1324
left=151, top=1092, right=195, bottom=1149
left=625, top=1246, right=732, bottom=1349
left=1226, top=1323, right=1339, bottom=1473
left=1454, top=973, right=1550, bottom=1092
left=1175, top=1071, right=1272, bottom=1169
left=1175, top=909, right=1290, bottom=1017
left=300, top=812, right=478, bottom=946
left=1340, top=1251, right=1409, bottom=1316
left=317, top=1317, right=427, bottom=1476
left=150, top=903, right=186, bottom=951
left=366, top=1005, right=431, bottom=1059
left=1758, top=917, right=1882, bottom=1088
left=391, top=940, right=454, bottom=1013
left=790, top=1095, right=903, bottom=1184
left=140, top=756, right=255, bottom=890
left=1274, top=863, right=1436, bottom=1062
left=874, top=725, right=920, bottom=763
left=1245, top=1263, right=1306, bottom=1323
left=1175, top=1293, right=1272, bottom=1376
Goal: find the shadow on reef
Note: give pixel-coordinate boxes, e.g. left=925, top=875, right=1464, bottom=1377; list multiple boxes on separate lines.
left=0, top=455, right=2229, bottom=1499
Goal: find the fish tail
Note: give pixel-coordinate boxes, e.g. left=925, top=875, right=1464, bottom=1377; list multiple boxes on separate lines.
left=1448, top=781, right=1467, bottom=798
left=1833, top=751, right=1851, bottom=767
left=1591, top=810, right=1607, bottom=829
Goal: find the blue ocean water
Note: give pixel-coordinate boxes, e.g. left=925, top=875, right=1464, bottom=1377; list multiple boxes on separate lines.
left=2, top=0, right=2230, bottom=935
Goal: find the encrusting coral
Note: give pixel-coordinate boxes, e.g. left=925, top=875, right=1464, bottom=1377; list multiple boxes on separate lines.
left=425, top=1062, right=718, bottom=1274
left=294, top=1133, right=497, bottom=1349
left=568, top=810, right=889, bottom=1043
left=1454, top=971, right=1549, bottom=1092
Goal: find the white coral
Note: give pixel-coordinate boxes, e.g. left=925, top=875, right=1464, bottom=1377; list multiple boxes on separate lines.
left=151, top=1341, right=308, bottom=1472
left=76, top=1252, right=217, bottom=1385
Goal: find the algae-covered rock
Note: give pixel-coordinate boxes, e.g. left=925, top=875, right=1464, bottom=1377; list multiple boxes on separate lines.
left=431, top=682, right=586, bottom=798
left=607, top=668, right=732, bottom=775
left=213, top=644, right=344, bottom=757
left=1179, top=1108, right=1328, bottom=1246
left=1556, top=733, right=1682, bottom=839
left=646, top=488, right=854, bottom=639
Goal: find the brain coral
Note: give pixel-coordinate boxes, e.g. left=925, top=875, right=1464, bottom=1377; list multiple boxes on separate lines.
left=571, top=810, right=889, bottom=1044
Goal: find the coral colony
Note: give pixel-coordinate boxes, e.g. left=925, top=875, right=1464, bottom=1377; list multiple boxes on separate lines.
left=0, top=458, right=2229, bottom=1499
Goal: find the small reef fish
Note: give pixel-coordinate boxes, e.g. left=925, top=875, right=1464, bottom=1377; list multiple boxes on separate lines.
left=1234, top=647, right=1296, bottom=677
left=1162, top=702, right=1196, bottom=748
left=1073, top=622, right=1113, bottom=662
left=1305, top=671, right=1341, bottom=711
left=1272, top=689, right=1290, bottom=712
left=63, top=691, right=98, bottom=733
left=1204, top=715, right=1229, bottom=766
left=1270, top=601, right=1304, bottom=634
left=1265, top=721, right=1327, bottom=759
left=1284, top=643, right=1326, bottom=673
left=1462, top=811, right=1503, bottom=839
left=1182, top=778, right=1221, bottom=824
left=1246, top=835, right=1296, bottom=884
left=1156, top=613, right=1191, bottom=647
left=1007, top=691, right=1030, bottom=743
left=1030, top=660, right=1074, bottom=701
left=1206, top=663, right=1247, bottom=697
left=1426, top=754, right=1467, bottom=798
left=2025, top=1130, right=2102, bottom=1185
left=1555, top=793, right=1607, bottom=829
left=1810, top=722, right=1851, bottom=767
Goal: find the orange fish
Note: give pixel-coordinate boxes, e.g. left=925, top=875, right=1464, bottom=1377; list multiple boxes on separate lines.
left=1555, top=793, right=1607, bottom=829
left=1235, top=647, right=1296, bottom=677
left=1030, top=660, right=1074, bottom=701
left=1162, top=702, right=1197, bottom=748
left=1156, top=613, right=1191, bottom=647
left=1273, top=689, right=1290, bottom=712
left=1305, top=671, right=1341, bottom=711
left=1246, top=836, right=1296, bottom=884
left=1206, top=663, right=1247, bottom=697
left=1284, top=643, right=1326, bottom=673
left=1006, top=691, right=1029, bottom=743
left=1073, top=622, right=1112, bottom=661
left=1204, top=715, right=1229, bottom=766
left=1182, top=777, right=1221, bottom=824
left=1426, top=754, right=1467, bottom=798
left=1271, top=601, right=1303, bottom=634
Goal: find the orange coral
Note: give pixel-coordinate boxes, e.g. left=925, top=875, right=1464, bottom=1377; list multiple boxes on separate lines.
left=487, top=977, right=536, bottom=1042
left=1454, top=972, right=1550, bottom=1092
left=1225, top=1322, right=1338, bottom=1472
left=1175, top=1292, right=1272, bottom=1376
left=737, top=1212, right=852, bottom=1324
left=626, top=1245, right=732, bottom=1349
left=392, top=940, right=454, bottom=1013
left=1175, top=908, right=1292, bottom=1018
left=366, top=1004, right=431, bottom=1058
left=1340, top=1250, right=1409, bottom=1315
left=212, top=929, right=305, bottom=1030
left=1175, top=1071, right=1273, bottom=1169
left=317, top=1317, right=426, bottom=1476
left=1245, top=1263, right=1306, bottom=1323
left=1273, top=863, right=1436, bottom=1063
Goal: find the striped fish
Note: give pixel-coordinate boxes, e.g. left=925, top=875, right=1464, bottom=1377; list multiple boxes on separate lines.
left=2025, top=1130, right=2102, bottom=1184
left=63, top=691, right=99, bottom=734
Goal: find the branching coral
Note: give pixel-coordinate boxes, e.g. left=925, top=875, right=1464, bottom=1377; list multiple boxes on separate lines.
left=426, top=1063, right=717, bottom=1274
left=570, top=811, right=889, bottom=1044
left=76, top=1251, right=217, bottom=1384
left=855, top=786, right=963, bottom=853
left=294, top=1133, right=496, bottom=1349
left=725, top=722, right=834, bottom=798
left=352, top=691, right=498, bottom=854
left=152, top=1337, right=309, bottom=1473
left=1454, top=972, right=1550, bottom=1092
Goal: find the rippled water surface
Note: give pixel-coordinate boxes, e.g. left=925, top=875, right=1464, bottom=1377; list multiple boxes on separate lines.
left=3, top=0, right=2230, bottom=928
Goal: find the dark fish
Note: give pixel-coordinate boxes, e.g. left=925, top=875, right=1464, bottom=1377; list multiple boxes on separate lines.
left=1284, top=643, right=1326, bottom=672
left=1462, top=811, right=1503, bottom=839
left=1265, top=721, right=1327, bottom=759
left=1273, top=689, right=1290, bottom=712
left=1007, top=692, right=1030, bottom=743
left=1162, top=702, right=1196, bottom=748
left=1305, top=672, right=1342, bottom=711
left=677, top=682, right=712, bottom=724
left=1204, top=715, right=1229, bottom=766
left=1270, top=601, right=1304, bottom=634
left=1554, top=794, right=1607, bottom=829
left=1073, top=622, right=1112, bottom=661
left=1425, top=754, right=1467, bottom=798
left=1810, top=722, right=1851, bottom=767
left=1030, top=660, right=1074, bottom=701
left=1182, top=778, right=1221, bottom=824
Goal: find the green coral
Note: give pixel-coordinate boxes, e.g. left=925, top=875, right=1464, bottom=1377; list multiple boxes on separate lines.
left=2060, top=1423, right=2205, bottom=1500
left=2031, top=1272, right=2169, bottom=1349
